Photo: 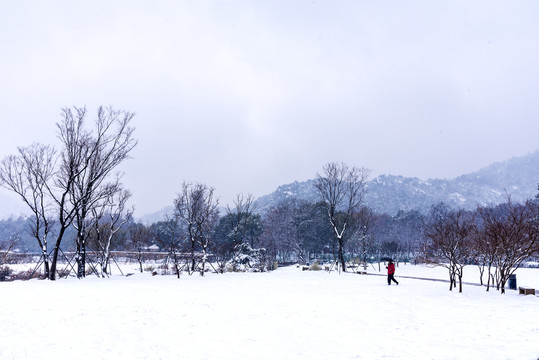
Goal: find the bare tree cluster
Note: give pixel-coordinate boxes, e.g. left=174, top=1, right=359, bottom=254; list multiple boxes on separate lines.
left=475, top=199, right=539, bottom=293
left=87, top=188, right=134, bottom=277
left=0, top=106, right=137, bottom=280
left=259, top=199, right=332, bottom=266
left=173, top=182, right=219, bottom=276
left=423, top=204, right=475, bottom=292
left=422, top=198, right=539, bottom=293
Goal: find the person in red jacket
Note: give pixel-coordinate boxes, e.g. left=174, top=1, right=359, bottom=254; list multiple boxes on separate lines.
left=386, top=260, right=399, bottom=285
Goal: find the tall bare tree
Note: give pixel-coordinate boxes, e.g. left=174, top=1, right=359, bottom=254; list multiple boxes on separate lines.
left=315, top=162, right=370, bottom=272
left=67, top=106, right=136, bottom=278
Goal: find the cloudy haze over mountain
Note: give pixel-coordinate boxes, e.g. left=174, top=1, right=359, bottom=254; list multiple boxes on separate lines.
left=1, top=1, right=539, bottom=216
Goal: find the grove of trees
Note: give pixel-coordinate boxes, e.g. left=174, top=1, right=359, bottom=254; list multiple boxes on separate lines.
left=422, top=198, right=539, bottom=293
left=0, top=106, right=136, bottom=280
left=1, top=108, right=538, bottom=295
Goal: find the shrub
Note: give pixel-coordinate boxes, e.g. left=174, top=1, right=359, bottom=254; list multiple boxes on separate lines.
left=86, top=266, right=98, bottom=276
left=232, top=243, right=268, bottom=272
left=56, top=268, right=71, bottom=278
left=309, top=261, right=322, bottom=271
left=144, top=265, right=156, bottom=273
left=158, top=264, right=171, bottom=275
left=0, top=265, right=12, bottom=281
left=10, top=268, right=43, bottom=281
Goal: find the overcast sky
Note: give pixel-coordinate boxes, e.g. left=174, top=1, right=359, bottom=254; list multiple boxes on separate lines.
left=1, top=1, right=539, bottom=217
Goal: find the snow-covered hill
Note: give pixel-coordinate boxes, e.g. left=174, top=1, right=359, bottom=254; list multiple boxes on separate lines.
left=255, top=151, right=539, bottom=215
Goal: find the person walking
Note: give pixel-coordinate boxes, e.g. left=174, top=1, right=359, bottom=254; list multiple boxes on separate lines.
left=387, top=260, right=399, bottom=285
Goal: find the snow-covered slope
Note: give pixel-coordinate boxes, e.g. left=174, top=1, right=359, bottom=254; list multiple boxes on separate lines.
left=255, top=151, right=539, bottom=215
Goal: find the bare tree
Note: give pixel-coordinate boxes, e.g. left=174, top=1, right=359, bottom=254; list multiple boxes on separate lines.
left=152, top=216, right=185, bottom=278
left=315, top=162, right=370, bottom=272
left=263, top=199, right=323, bottom=265
left=263, top=201, right=297, bottom=263
left=67, top=106, right=137, bottom=278
left=349, top=207, right=376, bottom=270
left=0, top=235, right=18, bottom=281
left=89, top=187, right=133, bottom=277
left=174, top=182, right=219, bottom=276
left=0, top=235, right=19, bottom=266
left=423, top=204, right=475, bottom=293
left=259, top=205, right=288, bottom=264
left=128, top=223, right=152, bottom=273
left=471, top=217, right=498, bottom=290
left=0, top=144, right=56, bottom=278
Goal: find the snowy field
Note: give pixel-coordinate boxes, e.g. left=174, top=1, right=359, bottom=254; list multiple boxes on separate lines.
left=1, top=264, right=538, bottom=360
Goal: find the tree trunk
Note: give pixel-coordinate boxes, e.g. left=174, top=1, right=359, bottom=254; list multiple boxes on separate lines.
left=41, top=246, right=50, bottom=279
left=76, top=233, right=87, bottom=279
left=190, top=239, right=196, bottom=274
left=499, top=271, right=507, bottom=294
left=486, top=263, right=492, bottom=291
left=49, top=226, right=68, bottom=280
left=338, top=237, right=346, bottom=272
left=174, top=252, right=180, bottom=279
left=50, top=247, right=60, bottom=280
left=200, top=245, right=206, bottom=276
left=137, top=251, right=143, bottom=273
left=101, top=238, right=111, bottom=277
left=478, top=263, right=485, bottom=286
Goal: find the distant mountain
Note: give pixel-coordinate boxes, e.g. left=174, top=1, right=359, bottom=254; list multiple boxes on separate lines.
left=133, top=151, right=539, bottom=222
left=137, top=205, right=174, bottom=225
left=137, top=204, right=228, bottom=225
left=255, top=151, right=539, bottom=216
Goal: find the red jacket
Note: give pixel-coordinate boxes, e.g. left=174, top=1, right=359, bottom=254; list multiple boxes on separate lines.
left=387, top=263, right=395, bottom=275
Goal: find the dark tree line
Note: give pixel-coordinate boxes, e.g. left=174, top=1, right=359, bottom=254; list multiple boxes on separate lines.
left=2, top=127, right=538, bottom=291
left=26, top=189, right=530, bottom=291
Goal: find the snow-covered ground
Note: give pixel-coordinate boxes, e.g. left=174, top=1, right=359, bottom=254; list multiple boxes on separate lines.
left=1, top=264, right=538, bottom=360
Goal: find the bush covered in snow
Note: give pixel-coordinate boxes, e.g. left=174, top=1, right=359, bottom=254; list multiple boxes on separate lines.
left=231, top=243, right=270, bottom=272
left=309, top=261, right=322, bottom=271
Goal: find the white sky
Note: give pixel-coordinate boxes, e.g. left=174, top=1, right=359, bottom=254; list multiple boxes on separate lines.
left=1, top=0, right=539, bottom=217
